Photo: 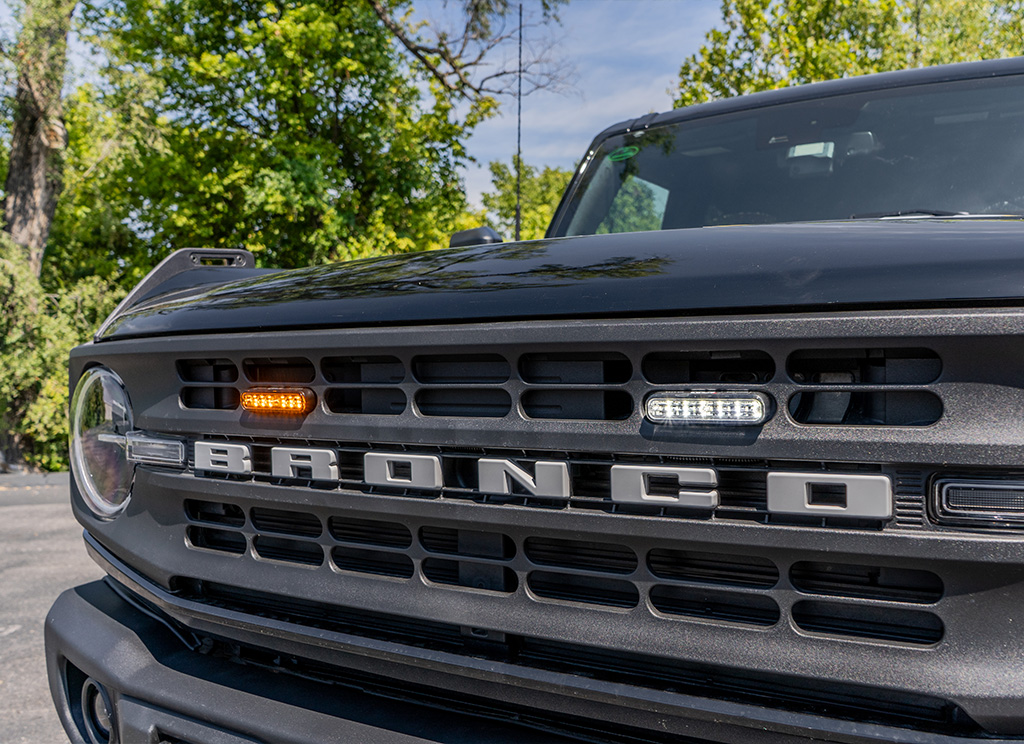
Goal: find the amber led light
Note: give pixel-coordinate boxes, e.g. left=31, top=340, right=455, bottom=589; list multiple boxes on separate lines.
left=241, top=388, right=315, bottom=414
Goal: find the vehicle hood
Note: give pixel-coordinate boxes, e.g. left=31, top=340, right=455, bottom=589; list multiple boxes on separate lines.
left=100, top=220, right=1024, bottom=340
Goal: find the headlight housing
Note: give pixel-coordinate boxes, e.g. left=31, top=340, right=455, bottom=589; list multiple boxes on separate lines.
left=69, top=366, right=135, bottom=518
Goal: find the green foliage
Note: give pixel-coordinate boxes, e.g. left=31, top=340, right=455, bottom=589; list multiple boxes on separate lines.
left=64, top=0, right=503, bottom=273
left=481, top=157, right=572, bottom=240
left=675, top=0, right=1024, bottom=107
left=0, top=234, right=125, bottom=470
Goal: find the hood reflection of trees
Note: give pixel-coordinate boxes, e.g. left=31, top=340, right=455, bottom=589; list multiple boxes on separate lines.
left=119, top=240, right=671, bottom=319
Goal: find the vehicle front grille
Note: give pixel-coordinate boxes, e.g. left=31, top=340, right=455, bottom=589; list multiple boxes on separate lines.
left=175, top=345, right=945, bottom=426
left=80, top=310, right=1024, bottom=738
left=180, top=485, right=945, bottom=643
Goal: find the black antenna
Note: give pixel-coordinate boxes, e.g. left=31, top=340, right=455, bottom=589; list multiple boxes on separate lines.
left=515, top=2, right=522, bottom=242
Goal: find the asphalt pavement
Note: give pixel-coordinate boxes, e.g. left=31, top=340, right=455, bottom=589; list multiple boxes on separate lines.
left=0, top=473, right=103, bottom=743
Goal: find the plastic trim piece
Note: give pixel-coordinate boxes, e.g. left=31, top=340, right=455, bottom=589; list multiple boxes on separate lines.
left=94, top=248, right=255, bottom=342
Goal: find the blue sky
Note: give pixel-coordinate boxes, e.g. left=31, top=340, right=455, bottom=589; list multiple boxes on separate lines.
left=457, top=0, right=722, bottom=206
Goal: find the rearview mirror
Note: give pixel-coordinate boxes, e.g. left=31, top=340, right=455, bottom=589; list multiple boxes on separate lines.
left=449, top=226, right=503, bottom=248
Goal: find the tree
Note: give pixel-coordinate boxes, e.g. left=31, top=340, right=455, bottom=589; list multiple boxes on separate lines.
left=3, top=0, right=77, bottom=276
left=675, top=0, right=1024, bottom=107
left=0, top=233, right=123, bottom=471
left=481, top=157, right=572, bottom=240
left=58, top=0, right=568, bottom=275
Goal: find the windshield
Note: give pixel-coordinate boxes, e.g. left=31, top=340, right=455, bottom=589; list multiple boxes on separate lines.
left=552, top=75, right=1024, bottom=236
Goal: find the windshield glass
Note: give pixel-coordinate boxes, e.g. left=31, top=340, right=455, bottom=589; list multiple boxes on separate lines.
left=553, top=75, right=1024, bottom=236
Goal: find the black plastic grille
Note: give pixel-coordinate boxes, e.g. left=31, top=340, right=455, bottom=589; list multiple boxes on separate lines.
left=182, top=495, right=945, bottom=641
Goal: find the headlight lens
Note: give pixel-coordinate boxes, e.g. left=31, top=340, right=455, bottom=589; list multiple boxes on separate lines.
left=70, top=367, right=135, bottom=518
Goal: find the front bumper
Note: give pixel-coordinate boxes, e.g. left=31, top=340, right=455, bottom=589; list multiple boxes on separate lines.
left=46, top=580, right=596, bottom=744
left=46, top=545, right=1019, bottom=744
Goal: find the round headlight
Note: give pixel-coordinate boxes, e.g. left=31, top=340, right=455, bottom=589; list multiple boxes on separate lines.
left=70, top=367, right=135, bottom=518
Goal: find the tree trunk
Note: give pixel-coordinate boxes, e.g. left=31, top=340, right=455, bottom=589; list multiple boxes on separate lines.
left=3, top=0, right=76, bottom=277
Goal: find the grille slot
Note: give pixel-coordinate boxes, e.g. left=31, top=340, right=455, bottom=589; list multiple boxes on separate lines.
left=649, top=585, right=780, bottom=626
left=322, top=355, right=404, bottom=384
left=180, top=387, right=239, bottom=410
left=253, top=536, right=324, bottom=566
left=788, top=348, right=941, bottom=385
left=416, top=389, right=512, bottom=418
left=325, top=388, right=406, bottom=415
left=250, top=507, right=322, bottom=538
left=243, top=357, right=316, bottom=383
left=332, top=546, right=414, bottom=578
left=419, top=527, right=515, bottom=559
left=791, top=600, right=943, bottom=644
left=647, top=549, right=778, bottom=588
left=521, top=390, right=633, bottom=421
left=788, top=391, right=942, bottom=426
left=412, top=354, right=510, bottom=384
left=176, top=358, right=238, bottom=382
left=790, top=562, right=943, bottom=604
left=186, top=526, right=246, bottom=554
left=524, top=537, right=637, bottom=574
left=423, top=558, right=518, bottom=592
left=528, top=571, right=639, bottom=608
left=330, top=517, right=412, bottom=548
left=184, top=499, right=244, bottom=527
left=642, top=350, right=775, bottom=384
left=519, top=353, right=631, bottom=384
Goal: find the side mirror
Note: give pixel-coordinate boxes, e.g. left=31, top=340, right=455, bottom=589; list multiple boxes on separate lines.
left=449, top=226, right=503, bottom=248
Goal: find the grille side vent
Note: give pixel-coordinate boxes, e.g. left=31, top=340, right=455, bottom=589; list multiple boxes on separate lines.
left=788, top=348, right=941, bottom=385
left=332, top=546, right=414, bottom=578
left=253, top=536, right=324, bottom=566
left=790, top=562, right=943, bottom=604
left=522, top=390, right=632, bottom=421
left=185, top=499, right=244, bottom=527
left=788, top=391, right=942, bottom=426
left=524, top=537, right=637, bottom=574
left=416, top=389, right=512, bottom=418
left=331, top=517, right=412, bottom=548
left=643, top=350, right=774, bottom=384
left=250, top=507, right=322, bottom=538
left=519, top=353, right=631, bottom=384
left=325, top=388, right=406, bottom=415
left=180, top=387, right=240, bottom=410
left=322, top=355, right=404, bottom=384
left=791, top=600, right=943, bottom=644
left=243, top=357, right=316, bottom=383
left=528, top=571, right=639, bottom=608
left=650, top=585, right=780, bottom=626
left=187, top=526, right=246, bottom=554
left=177, top=359, right=238, bottom=382
left=412, top=354, right=510, bottom=384
left=648, top=549, right=778, bottom=588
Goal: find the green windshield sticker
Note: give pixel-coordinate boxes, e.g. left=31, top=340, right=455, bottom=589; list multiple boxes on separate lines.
left=607, top=145, right=640, bottom=162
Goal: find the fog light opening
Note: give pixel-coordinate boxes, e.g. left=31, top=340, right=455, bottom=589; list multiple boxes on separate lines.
left=81, top=678, right=116, bottom=744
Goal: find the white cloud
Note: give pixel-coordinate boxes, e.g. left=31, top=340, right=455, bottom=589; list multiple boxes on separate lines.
left=461, top=0, right=722, bottom=207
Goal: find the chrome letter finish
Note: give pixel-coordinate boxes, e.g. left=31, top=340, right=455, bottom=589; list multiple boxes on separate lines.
left=767, top=473, right=892, bottom=519
left=194, top=441, right=252, bottom=474
left=477, top=459, right=570, bottom=499
left=271, top=447, right=339, bottom=481
left=364, top=453, right=443, bottom=489
left=609, top=465, right=718, bottom=507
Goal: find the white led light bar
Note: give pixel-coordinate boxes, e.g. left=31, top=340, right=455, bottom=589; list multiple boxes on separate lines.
left=646, top=391, right=771, bottom=426
left=126, top=431, right=186, bottom=467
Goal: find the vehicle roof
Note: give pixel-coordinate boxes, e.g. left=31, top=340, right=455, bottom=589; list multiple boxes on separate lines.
left=598, top=56, right=1024, bottom=139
